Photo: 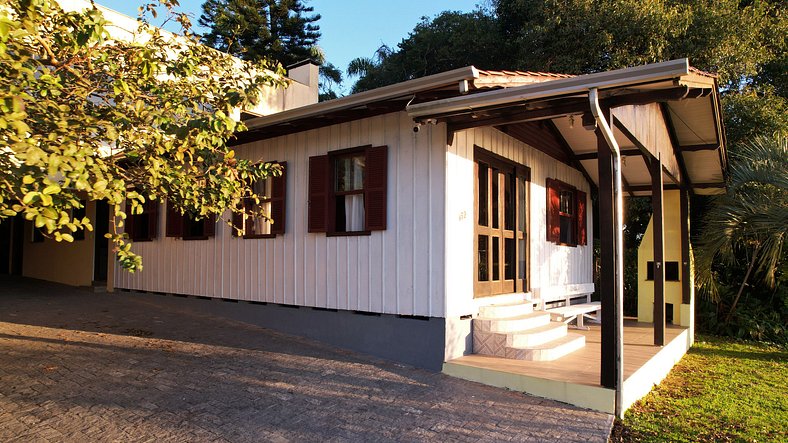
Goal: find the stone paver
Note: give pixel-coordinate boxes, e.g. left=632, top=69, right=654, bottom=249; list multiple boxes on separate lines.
left=0, top=277, right=613, bottom=442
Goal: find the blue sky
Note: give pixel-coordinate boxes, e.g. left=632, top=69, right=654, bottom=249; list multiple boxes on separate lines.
left=94, top=0, right=483, bottom=91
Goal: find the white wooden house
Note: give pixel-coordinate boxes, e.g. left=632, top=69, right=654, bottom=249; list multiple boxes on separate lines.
left=4, top=52, right=726, bottom=415
left=111, top=60, right=726, bottom=415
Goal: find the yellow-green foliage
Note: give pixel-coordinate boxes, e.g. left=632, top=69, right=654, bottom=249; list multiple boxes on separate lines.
left=0, top=0, right=286, bottom=271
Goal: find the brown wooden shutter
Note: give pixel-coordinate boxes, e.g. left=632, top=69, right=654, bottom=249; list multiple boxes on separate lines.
left=576, top=190, right=587, bottom=246
left=146, top=200, right=159, bottom=241
left=270, top=162, right=287, bottom=235
left=364, top=145, right=388, bottom=231
left=546, top=178, right=560, bottom=243
left=166, top=202, right=183, bottom=237
left=203, top=214, right=216, bottom=237
left=124, top=202, right=135, bottom=240
left=308, top=155, right=329, bottom=233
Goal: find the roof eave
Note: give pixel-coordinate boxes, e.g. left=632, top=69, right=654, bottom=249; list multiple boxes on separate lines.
left=406, top=59, right=694, bottom=120
left=243, top=65, right=481, bottom=131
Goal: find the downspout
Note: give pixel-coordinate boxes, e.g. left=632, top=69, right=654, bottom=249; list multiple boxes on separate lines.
left=589, top=88, right=625, bottom=419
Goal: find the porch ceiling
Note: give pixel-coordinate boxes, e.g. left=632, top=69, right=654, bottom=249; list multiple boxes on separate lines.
left=421, top=60, right=728, bottom=197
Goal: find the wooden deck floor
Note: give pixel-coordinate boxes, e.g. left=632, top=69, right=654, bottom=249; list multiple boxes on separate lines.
left=447, top=321, right=687, bottom=387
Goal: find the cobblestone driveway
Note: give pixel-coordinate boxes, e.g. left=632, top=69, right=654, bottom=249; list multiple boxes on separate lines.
left=0, top=277, right=613, bottom=442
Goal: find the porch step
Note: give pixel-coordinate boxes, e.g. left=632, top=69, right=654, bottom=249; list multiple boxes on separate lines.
left=473, top=322, right=568, bottom=350
left=504, top=333, right=586, bottom=362
left=474, top=311, right=551, bottom=333
left=478, top=301, right=534, bottom=318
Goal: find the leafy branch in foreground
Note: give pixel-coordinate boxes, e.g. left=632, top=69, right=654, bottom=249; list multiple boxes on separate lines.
left=0, top=0, right=287, bottom=271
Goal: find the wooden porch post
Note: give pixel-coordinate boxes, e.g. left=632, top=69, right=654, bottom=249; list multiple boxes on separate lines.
left=596, top=128, right=617, bottom=388
left=651, top=155, right=665, bottom=346
left=680, top=188, right=691, bottom=304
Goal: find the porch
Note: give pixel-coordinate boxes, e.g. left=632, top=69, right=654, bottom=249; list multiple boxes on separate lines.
left=444, top=321, right=691, bottom=414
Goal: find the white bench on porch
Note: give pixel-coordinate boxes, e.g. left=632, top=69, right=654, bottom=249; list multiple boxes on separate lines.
left=536, top=283, right=600, bottom=329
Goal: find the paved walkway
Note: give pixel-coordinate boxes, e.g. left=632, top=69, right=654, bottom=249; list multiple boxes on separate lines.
left=0, top=277, right=613, bottom=442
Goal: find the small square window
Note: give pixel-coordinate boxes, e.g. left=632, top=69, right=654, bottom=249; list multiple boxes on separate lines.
left=647, top=261, right=680, bottom=281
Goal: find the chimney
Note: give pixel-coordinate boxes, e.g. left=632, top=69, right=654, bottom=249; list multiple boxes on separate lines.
left=287, top=60, right=319, bottom=104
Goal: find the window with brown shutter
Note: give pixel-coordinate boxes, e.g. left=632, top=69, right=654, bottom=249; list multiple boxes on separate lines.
left=308, top=145, right=388, bottom=235
left=232, top=162, right=287, bottom=238
left=166, top=203, right=182, bottom=238
left=546, top=178, right=587, bottom=247
left=165, top=202, right=215, bottom=240
left=126, top=199, right=159, bottom=242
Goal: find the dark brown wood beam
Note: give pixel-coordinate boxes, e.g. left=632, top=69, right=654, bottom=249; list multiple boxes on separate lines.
left=660, top=103, right=694, bottom=196
left=625, top=182, right=723, bottom=192
left=612, top=118, right=682, bottom=185
left=544, top=120, right=598, bottom=194
left=603, top=86, right=694, bottom=108
left=575, top=149, right=642, bottom=161
left=680, top=143, right=720, bottom=152
left=651, top=154, right=666, bottom=346
left=446, top=99, right=589, bottom=132
left=596, top=126, right=617, bottom=390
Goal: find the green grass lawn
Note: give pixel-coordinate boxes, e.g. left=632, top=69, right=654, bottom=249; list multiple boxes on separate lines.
left=614, top=335, right=787, bottom=442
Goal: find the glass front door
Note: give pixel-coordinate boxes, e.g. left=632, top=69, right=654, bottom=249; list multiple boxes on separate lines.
left=474, top=148, right=529, bottom=298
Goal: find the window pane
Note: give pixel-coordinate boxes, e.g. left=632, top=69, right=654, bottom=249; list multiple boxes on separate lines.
left=247, top=200, right=272, bottom=236
left=491, top=169, right=499, bottom=229
left=504, top=238, right=515, bottom=280
left=560, top=190, right=574, bottom=215
left=478, top=163, right=488, bottom=226
left=253, top=177, right=272, bottom=198
left=560, top=215, right=574, bottom=244
left=478, top=235, right=488, bottom=281
left=504, top=172, right=514, bottom=231
left=492, top=236, right=500, bottom=281
left=335, top=155, right=365, bottom=192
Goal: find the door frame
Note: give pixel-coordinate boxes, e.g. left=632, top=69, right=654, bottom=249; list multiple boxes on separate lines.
left=473, top=145, right=531, bottom=298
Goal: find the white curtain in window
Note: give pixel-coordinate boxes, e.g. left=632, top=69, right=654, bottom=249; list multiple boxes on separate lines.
left=253, top=201, right=272, bottom=235
left=345, top=194, right=364, bottom=231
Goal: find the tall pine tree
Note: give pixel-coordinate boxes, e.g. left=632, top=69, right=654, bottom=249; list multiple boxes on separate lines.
left=199, top=0, right=321, bottom=68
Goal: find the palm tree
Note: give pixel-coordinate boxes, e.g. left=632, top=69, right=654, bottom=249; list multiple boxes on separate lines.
left=694, top=132, right=787, bottom=323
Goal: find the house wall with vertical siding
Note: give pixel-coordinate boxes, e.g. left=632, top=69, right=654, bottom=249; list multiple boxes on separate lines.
left=22, top=201, right=97, bottom=287
left=445, top=126, right=594, bottom=318
left=115, top=112, right=447, bottom=318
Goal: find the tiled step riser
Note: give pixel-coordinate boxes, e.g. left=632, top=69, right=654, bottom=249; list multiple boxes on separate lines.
left=473, top=324, right=567, bottom=356
left=504, top=335, right=586, bottom=361
left=510, top=324, right=568, bottom=348
left=472, top=330, right=508, bottom=358
left=478, top=303, right=533, bottom=318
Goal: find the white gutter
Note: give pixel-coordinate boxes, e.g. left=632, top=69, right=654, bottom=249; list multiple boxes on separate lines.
left=244, top=66, right=480, bottom=130
left=407, top=59, right=690, bottom=119
left=589, top=88, right=626, bottom=419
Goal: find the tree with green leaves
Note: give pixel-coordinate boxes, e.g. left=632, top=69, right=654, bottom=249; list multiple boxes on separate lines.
left=694, top=132, right=787, bottom=331
left=350, top=0, right=785, bottom=96
left=199, top=0, right=342, bottom=100
left=0, top=0, right=286, bottom=272
left=199, top=0, right=320, bottom=68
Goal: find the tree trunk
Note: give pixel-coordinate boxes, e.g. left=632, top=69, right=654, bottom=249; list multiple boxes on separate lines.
left=724, top=245, right=761, bottom=325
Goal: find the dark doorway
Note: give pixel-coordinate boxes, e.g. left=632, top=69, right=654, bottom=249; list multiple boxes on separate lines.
left=0, top=215, right=25, bottom=275
left=94, top=201, right=110, bottom=282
